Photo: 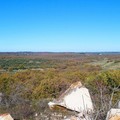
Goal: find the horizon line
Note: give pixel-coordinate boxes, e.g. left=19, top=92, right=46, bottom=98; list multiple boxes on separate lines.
left=0, top=51, right=120, bottom=53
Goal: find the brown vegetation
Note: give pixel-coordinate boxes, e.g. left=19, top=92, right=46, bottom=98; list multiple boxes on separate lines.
left=0, top=53, right=119, bottom=119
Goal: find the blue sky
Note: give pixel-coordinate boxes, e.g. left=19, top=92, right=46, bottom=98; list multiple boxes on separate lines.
left=0, top=0, right=120, bottom=52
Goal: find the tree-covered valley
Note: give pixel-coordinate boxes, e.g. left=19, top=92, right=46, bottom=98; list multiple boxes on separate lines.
left=0, top=52, right=120, bottom=120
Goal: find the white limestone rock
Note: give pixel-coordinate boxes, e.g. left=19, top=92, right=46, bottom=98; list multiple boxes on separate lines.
left=106, top=108, right=120, bottom=120
left=0, top=113, right=13, bottom=120
left=48, top=81, right=93, bottom=114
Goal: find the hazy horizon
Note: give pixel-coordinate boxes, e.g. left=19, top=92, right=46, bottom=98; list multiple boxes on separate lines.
left=0, top=0, right=120, bottom=52
left=0, top=51, right=120, bottom=53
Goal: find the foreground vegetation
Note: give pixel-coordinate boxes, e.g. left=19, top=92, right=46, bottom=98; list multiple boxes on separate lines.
left=0, top=52, right=120, bottom=119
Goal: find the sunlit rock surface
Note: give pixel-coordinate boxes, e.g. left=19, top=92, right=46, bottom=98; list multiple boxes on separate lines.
left=48, top=81, right=93, bottom=120
left=106, top=108, right=120, bottom=120
left=0, top=113, right=13, bottom=120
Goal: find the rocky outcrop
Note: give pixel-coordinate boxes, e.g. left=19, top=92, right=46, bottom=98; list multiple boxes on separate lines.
left=48, top=81, right=93, bottom=120
left=0, top=113, right=13, bottom=120
left=106, top=108, right=120, bottom=120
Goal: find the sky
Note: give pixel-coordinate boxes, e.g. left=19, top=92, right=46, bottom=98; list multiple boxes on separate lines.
left=0, top=0, right=120, bottom=52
